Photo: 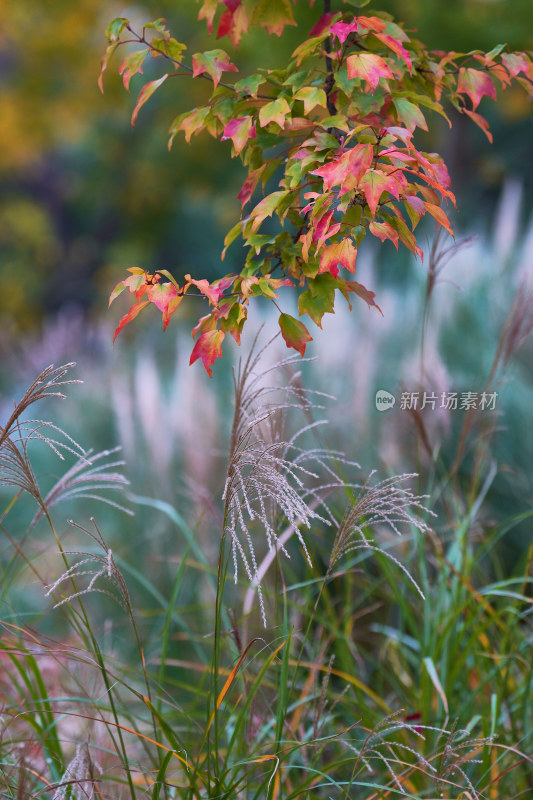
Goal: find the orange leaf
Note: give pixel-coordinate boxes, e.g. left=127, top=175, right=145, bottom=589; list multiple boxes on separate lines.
left=198, top=0, right=219, bottom=34
left=357, top=15, right=388, bottom=34
left=359, top=169, right=400, bottom=216
left=217, top=3, right=249, bottom=48
left=341, top=143, right=374, bottom=191
left=312, top=154, right=350, bottom=192
left=462, top=108, right=493, bottom=143
left=319, top=238, right=357, bottom=278
left=131, top=74, right=168, bottom=126
left=192, top=48, right=238, bottom=89
left=147, top=282, right=183, bottom=329
left=501, top=51, right=532, bottom=79
left=113, top=300, right=150, bottom=342
left=375, top=32, right=412, bottom=74
left=237, top=166, right=264, bottom=207
left=344, top=280, right=383, bottom=314
left=424, top=202, right=454, bottom=237
left=369, top=221, right=399, bottom=249
left=346, top=53, right=394, bottom=92
left=457, top=68, right=496, bottom=110
left=189, top=329, right=225, bottom=376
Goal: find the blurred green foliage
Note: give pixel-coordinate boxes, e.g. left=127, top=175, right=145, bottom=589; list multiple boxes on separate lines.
left=0, top=0, right=531, bottom=331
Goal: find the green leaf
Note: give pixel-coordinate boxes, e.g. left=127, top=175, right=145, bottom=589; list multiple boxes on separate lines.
left=393, top=97, right=428, bottom=131
left=249, top=190, right=290, bottom=232
left=393, top=91, right=451, bottom=125
left=486, top=43, right=506, bottom=61
left=219, top=301, right=247, bottom=344
left=298, top=283, right=335, bottom=327
left=291, top=36, right=324, bottom=67
left=131, top=74, right=168, bottom=126
left=294, top=86, right=328, bottom=115
left=319, top=115, right=351, bottom=132
left=105, top=17, right=129, bottom=43
left=150, top=37, right=187, bottom=62
left=144, top=19, right=169, bottom=35
left=252, top=0, right=297, bottom=37
left=222, top=220, right=244, bottom=259
left=234, top=74, right=265, bottom=97
left=259, top=97, right=291, bottom=128
left=342, top=204, right=363, bottom=227
left=119, top=49, right=148, bottom=92
left=278, top=313, right=312, bottom=356
left=283, top=70, right=310, bottom=91
left=169, top=106, right=211, bottom=147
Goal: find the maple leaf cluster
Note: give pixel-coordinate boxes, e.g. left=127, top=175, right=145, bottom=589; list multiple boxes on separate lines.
left=101, top=2, right=533, bottom=376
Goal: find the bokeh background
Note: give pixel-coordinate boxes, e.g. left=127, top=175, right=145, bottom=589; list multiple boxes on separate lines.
left=0, top=0, right=531, bottom=331
left=1, top=0, right=532, bottom=582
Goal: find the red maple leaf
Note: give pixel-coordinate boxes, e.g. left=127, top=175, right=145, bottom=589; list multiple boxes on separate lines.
left=319, top=238, right=357, bottom=278
left=192, top=49, right=238, bottom=89
left=221, top=116, right=256, bottom=155
left=185, top=275, right=225, bottom=306
left=457, top=68, right=496, bottom=110
left=113, top=300, right=150, bottom=342
left=189, top=329, right=226, bottom=376
left=347, top=53, right=394, bottom=93
left=359, top=169, right=400, bottom=216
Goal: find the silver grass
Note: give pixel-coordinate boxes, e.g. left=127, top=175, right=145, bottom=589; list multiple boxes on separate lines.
left=30, top=447, right=132, bottom=529
left=344, top=712, right=491, bottom=798
left=45, top=519, right=131, bottom=611
left=52, top=742, right=99, bottom=800
left=0, top=363, right=84, bottom=502
left=0, top=363, right=80, bottom=441
left=1, top=365, right=131, bottom=525
left=328, top=472, right=436, bottom=598
left=223, top=334, right=359, bottom=625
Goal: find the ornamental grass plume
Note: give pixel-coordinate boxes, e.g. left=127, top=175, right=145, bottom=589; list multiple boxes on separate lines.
left=345, top=711, right=492, bottom=799
left=328, top=471, right=435, bottom=598
left=0, top=364, right=131, bottom=524
left=222, top=335, right=437, bottom=623
left=51, top=742, right=99, bottom=800
left=30, top=447, right=132, bottom=530
left=0, top=364, right=83, bottom=502
left=222, top=335, right=357, bottom=624
left=45, top=518, right=132, bottom=612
